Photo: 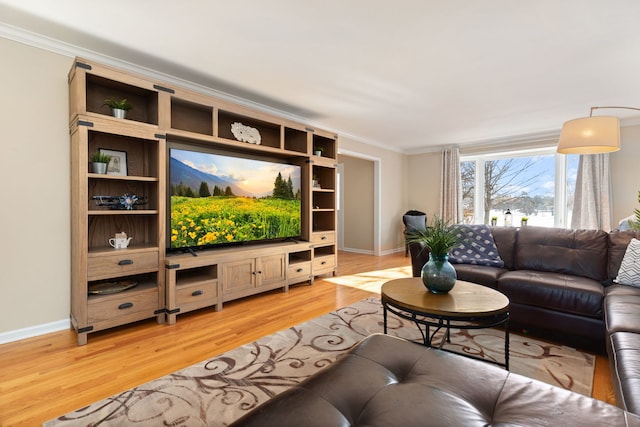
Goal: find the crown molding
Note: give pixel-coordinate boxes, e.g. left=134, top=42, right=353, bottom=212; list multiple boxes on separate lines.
left=0, top=21, right=355, bottom=142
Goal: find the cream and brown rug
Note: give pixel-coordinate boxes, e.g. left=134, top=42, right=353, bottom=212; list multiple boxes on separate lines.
left=46, top=297, right=595, bottom=426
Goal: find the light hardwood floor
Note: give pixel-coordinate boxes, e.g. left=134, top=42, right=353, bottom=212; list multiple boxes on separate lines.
left=0, top=251, right=615, bottom=425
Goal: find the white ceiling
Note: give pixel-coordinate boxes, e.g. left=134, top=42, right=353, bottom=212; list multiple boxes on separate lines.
left=2, top=0, right=640, bottom=153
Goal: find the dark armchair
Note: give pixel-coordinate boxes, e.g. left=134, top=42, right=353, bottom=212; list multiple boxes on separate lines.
left=403, top=210, right=427, bottom=257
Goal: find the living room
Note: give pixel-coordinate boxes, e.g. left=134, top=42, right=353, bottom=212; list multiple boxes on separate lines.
left=2, top=2, right=640, bottom=425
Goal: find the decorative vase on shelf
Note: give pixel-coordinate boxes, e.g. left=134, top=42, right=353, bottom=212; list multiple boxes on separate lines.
left=111, top=108, right=127, bottom=119
left=91, top=162, right=107, bottom=174
left=421, top=253, right=457, bottom=294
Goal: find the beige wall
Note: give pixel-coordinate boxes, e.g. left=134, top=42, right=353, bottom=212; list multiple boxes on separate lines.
left=611, top=124, right=640, bottom=225
left=2, top=35, right=639, bottom=340
left=1, top=38, right=73, bottom=334
left=339, top=155, right=374, bottom=252
left=338, top=137, right=409, bottom=254
left=406, top=152, right=441, bottom=219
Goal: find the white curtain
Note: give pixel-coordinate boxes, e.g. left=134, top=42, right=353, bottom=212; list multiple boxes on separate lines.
left=440, top=147, right=462, bottom=224
left=571, top=153, right=612, bottom=231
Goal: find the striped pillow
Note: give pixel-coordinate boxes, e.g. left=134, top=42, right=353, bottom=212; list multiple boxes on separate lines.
left=616, top=238, right=640, bottom=287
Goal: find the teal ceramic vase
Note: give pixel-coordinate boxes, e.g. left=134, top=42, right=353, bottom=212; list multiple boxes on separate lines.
left=421, top=253, right=457, bottom=294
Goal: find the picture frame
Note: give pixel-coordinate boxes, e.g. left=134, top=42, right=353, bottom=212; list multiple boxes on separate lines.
left=99, top=149, right=127, bottom=176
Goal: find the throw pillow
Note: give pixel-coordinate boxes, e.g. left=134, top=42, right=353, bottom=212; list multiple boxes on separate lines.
left=404, top=214, right=427, bottom=232
left=449, top=224, right=505, bottom=267
left=616, top=238, right=640, bottom=287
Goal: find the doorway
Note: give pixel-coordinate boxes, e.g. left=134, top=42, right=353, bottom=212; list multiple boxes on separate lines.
left=337, top=150, right=381, bottom=255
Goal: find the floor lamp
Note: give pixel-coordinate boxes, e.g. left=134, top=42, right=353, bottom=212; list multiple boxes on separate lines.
left=557, top=106, right=640, bottom=154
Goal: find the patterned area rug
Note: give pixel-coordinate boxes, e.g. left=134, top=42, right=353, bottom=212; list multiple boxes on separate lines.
left=46, top=297, right=595, bottom=426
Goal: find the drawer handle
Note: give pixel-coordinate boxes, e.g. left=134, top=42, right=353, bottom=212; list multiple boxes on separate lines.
left=118, top=302, right=133, bottom=310
left=321, top=236, right=327, bottom=240
left=321, top=261, right=327, bottom=265
left=296, top=268, right=303, bottom=273
left=192, top=290, right=203, bottom=296
left=118, top=259, right=134, bottom=266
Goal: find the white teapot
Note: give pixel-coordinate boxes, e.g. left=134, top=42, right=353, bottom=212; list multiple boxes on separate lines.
left=109, top=232, right=133, bottom=249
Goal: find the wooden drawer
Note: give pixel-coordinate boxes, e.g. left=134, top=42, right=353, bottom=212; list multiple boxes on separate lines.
left=88, top=289, right=159, bottom=323
left=311, top=231, right=335, bottom=244
left=288, top=261, right=312, bottom=281
left=88, top=251, right=159, bottom=281
left=176, top=280, right=218, bottom=306
left=313, top=255, right=336, bottom=274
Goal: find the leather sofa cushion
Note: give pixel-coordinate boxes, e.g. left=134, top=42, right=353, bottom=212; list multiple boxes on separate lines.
left=490, top=226, right=517, bottom=270
left=609, top=332, right=640, bottom=415
left=232, top=334, right=638, bottom=426
left=498, top=270, right=604, bottom=318
left=609, top=230, right=640, bottom=281
left=514, top=226, right=608, bottom=281
left=605, top=285, right=640, bottom=334
left=454, top=264, right=508, bottom=289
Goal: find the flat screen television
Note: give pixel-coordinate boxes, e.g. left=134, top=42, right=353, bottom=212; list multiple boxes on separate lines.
left=167, top=144, right=302, bottom=252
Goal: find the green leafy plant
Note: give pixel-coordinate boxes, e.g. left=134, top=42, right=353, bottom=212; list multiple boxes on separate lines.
left=406, top=215, right=459, bottom=257
left=103, top=98, right=133, bottom=111
left=90, top=152, right=112, bottom=164
left=314, top=146, right=325, bottom=153
left=521, top=216, right=529, bottom=221
left=491, top=216, right=498, bottom=221
left=629, top=190, right=640, bottom=230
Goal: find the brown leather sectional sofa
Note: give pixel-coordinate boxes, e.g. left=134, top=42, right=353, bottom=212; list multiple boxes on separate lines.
left=232, top=334, right=640, bottom=426
left=409, top=225, right=640, bottom=414
left=231, top=226, right=640, bottom=425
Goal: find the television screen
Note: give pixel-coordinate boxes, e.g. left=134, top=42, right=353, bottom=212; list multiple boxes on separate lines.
left=168, top=146, right=302, bottom=250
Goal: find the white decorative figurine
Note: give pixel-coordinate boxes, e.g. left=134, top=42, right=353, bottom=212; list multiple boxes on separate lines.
left=231, top=122, right=261, bottom=145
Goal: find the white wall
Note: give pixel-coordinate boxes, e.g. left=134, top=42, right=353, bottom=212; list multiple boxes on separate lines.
left=0, top=38, right=73, bottom=335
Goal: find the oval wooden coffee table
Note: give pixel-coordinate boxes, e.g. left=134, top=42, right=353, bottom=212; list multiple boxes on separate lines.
left=381, top=277, right=510, bottom=369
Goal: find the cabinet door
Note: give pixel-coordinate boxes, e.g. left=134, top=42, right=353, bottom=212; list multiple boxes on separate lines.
left=221, top=258, right=256, bottom=293
left=257, top=254, right=286, bottom=287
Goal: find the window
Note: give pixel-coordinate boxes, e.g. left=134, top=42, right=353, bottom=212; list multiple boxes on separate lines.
left=461, top=148, right=579, bottom=227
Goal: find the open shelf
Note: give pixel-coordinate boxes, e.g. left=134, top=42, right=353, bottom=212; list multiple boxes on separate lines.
left=87, top=131, right=160, bottom=178
left=176, top=265, right=218, bottom=287
left=86, top=74, right=158, bottom=125
left=87, top=215, right=159, bottom=250
left=289, top=250, right=312, bottom=264
left=171, top=98, right=214, bottom=135
left=284, top=127, right=308, bottom=154
left=312, top=165, right=336, bottom=191
left=312, top=134, right=336, bottom=159
left=218, top=110, right=281, bottom=149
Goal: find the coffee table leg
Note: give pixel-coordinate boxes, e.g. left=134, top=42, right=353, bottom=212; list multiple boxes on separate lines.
left=383, top=303, right=388, bottom=334
left=504, top=318, right=510, bottom=371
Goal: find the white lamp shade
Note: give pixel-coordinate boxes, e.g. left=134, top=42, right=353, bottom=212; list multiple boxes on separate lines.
left=557, top=116, right=620, bottom=154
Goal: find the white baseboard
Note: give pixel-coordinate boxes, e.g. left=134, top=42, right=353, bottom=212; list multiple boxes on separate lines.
left=0, top=319, right=70, bottom=345
left=341, top=247, right=374, bottom=255
left=341, top=247, right=405, bottom=256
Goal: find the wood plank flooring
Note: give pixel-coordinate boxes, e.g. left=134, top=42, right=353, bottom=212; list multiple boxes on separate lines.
left=0, top=251, right=615, bottom=426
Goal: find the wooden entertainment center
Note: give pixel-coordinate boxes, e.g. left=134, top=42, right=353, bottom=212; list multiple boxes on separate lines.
left=69, top=58, right=337, bottom=345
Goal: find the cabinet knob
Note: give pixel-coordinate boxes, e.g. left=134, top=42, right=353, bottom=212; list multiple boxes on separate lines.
left=118, top=302, right=133, bottom=310
left=118, top=259, right=134, bottom=266
left=321, top=261, right=326, bottom=265
left=321, top=236, right=327, bottom=240
left=296, top=268, right=303, bottom=273
left=192, top=290, right=203, bottom=296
